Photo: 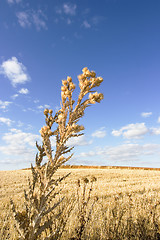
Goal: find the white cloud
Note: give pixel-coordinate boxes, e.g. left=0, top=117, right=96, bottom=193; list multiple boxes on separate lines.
left=56, top=3, right=77, bottom=16
left=67, top=135, right=92, bottom=147
left=63, top=3, right=77, bottom=15
left=32, top=10, right=47, bottom=30
left=80, top=151, right=95, bottom=157
left=107, top=143, right=160, bottom=161
left=112, top=129, right=121, bottom=137
left=17, top=120, right=24, bottom=127
left=151, top=127, right=160, bottom=135
left=92, top=127, right=106, bottom=138
left=19, top=88, right=29, bottom=94
left=141, top=112, right=152, bottom=118
left=158, top=117, right=160, bottom=123
left=0, top=100, right=12, bottom=110
left=81, top=16, right=104, bottom=29
left=0, top=129, right=92, bottom=165
left=2, top=128, right=40, bottom=146
left=16, top=10, right=47, bottom=31
left=16, top=12, right=31, bottom=28
left=0, top=57, right=30, bottom=87
left=11, top=94, right=19, bottom=99
left=112, top=123, right=149, bottom=139
left=0, top=129, right=41, bottom=163
left=82, top=20, right=91, bottom=28
left=0, top=117, right=14, bottom=126
left=37, top=104, right=50, bottom=110
left=50, top=136, right=56, bottom=147
left=79, top=143, right=160, bottom=162
left=34, top=99, right=40, bottom=104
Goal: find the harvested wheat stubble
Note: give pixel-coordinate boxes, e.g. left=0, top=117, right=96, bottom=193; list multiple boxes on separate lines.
left=1, top=168, right=160, bottom=239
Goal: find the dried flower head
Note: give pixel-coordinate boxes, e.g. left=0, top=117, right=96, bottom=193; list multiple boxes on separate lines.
left=49, top=109, right=53, bottom=115
left=94, top=196, right=99, bottom=201
left=85, top=69, right=91, bottom=77
left=90, top=71, right=96, bottom=78
left=89, top=92, right=104, bottom=103
left=61, top=86, right=67, bottom=92
left=91, top=176, right=97, bottom=182
left=82, top=67, right=88, bottom=73
left=58, top=113, right=64, bottom=122
left=83, top=177, right=89, bottom=184
left=77, top=179, right=81, bottom=187
left=67, top=76, right=72, bottom=82
left=78, top=74, right=85, bottom=81
left=69, top=83, right=76, bottom=90
left=39, top=125, right=50, bottom=136
left=44, top=108, right=49, bottom=115
left=62, top=80, right=68, bottom=86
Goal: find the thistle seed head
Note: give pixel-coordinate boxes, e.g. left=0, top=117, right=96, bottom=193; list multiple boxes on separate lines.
left=89, top=92, right=104, bottom=104
left=44, top=108, right=49, bottom=115
left=49, top=109, right=53, bottom=115
left=69, top=83, right=76, bottom=90
left=67, top=76, right=72, bottom=82
left=78, top=74, right=85, bottom=81
left=90, top=71, right=96, bottom=77
left=85, top=69, right=91, bottom=77
left=91, top=176, right=97, bottom=182
left=39, top=126, right=50, bottom=136
left=77, top=179, right=81, bottom=187
left=61, top=86, right=67, bottom=92
left=82, top=67, right=88, bottom=73
left=62, top=80, right=68, bottom=86
left=83, top=177, right=89, bottom=184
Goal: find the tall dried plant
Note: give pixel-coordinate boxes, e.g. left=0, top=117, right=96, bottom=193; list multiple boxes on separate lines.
left=72, top=177, right=98, bottom=240
left=10, top=67, right=103, bottom=239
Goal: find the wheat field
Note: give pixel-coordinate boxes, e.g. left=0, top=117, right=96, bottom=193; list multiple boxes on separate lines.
left=1, top=167, right=160, bottom=239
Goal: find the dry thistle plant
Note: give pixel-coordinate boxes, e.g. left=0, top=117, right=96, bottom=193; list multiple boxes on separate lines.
left=72, top=177, right=98, bottom=240
left=10, top=67, right=103, bottom=240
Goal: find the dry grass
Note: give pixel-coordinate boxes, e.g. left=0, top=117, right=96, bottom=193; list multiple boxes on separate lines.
left=1, top=167, right=160, bottom=239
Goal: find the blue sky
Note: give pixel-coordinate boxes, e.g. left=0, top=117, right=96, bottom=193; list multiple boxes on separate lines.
left=0, top=0, right=160, bottom=170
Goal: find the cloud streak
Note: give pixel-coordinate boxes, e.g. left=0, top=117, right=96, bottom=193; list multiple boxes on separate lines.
left=141, top=112, right=152, bottom=118
left=16, top=10, right=47, bottom=31
left=78, top=143, right=160, bottom=163
left=112, top=123, right=149, bottom=139
left=82, top=20, right=91, bottom=28
left=7, top=0, right=21, bottom=4
left=67, top=135, right=93, bottom=147
left=37, top=104, right=50, bottom=110
left=92, top=127, right=106, bottom=138
left=0, top=117, right=14, bottom=126
left=63, top=3, right=77, bottom=15
left=0, top=100, right=12, bottom=111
